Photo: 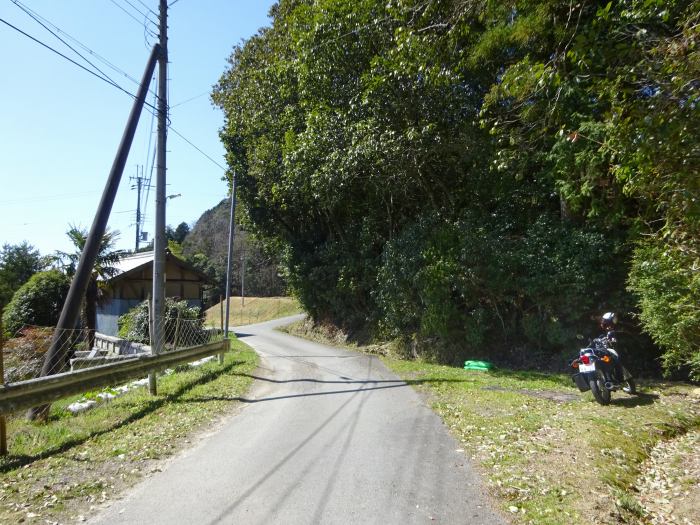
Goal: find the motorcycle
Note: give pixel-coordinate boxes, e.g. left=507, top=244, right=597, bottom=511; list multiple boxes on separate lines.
left=570, top=335, right=636, bottom=405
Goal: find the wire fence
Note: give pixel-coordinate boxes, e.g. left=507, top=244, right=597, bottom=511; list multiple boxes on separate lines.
left=1, top=317, right=224, bottom=384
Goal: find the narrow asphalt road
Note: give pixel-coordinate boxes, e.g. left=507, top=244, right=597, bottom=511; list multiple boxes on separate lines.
left=91, top=316, right=506, bottom=525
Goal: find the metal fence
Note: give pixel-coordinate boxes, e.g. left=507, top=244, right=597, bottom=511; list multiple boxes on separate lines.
left=0, top=316, right=229, bottom=418
left=3, top=316, right=225, bottom=382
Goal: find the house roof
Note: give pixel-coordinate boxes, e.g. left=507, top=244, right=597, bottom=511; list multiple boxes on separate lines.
left=111, top=251, right=155, bottom=276
left=102, top=250, right=211, bottom=283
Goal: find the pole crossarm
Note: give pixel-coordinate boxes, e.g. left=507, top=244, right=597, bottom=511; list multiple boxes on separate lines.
left=0, top=339, right=229, bottom=415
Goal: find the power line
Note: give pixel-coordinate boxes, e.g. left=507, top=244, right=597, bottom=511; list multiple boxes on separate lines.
left=169, top=125, right=227, bottom=171
left=11, top=0, right=148, bottom=90
left=0, top=16, right=135, bottom=97
left=122, top=0, right=158, bottom=23
left=170, top=90, right=209, bottom=108
left=135, top=0, right=159, bottom=17
left=4, top=8, right=226, bottom=180
left=11, top=0, right=125, bottom=97
left=0, top=14, right=163, bottom=116
left=108, top=0, right=158, bottom=33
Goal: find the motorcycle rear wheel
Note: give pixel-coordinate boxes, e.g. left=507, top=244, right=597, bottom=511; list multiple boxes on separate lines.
left=589, top=371, right=611, bottom=405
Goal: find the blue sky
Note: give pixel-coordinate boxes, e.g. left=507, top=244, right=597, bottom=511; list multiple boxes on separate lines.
left=0, top=0, right=275, bottom=255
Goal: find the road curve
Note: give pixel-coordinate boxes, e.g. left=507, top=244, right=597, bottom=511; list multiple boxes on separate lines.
left=90, top=315, right=506, bottom=525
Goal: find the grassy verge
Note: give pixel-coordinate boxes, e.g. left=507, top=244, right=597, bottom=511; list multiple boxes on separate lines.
left=283, top=320, right=700, bottom=525
left=205, top=296, right=302, bottom=328
left=0, top=338, right=258, bottom=524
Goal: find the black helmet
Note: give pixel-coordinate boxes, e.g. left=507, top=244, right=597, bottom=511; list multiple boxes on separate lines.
left=600, top=312, right=617, bottom=330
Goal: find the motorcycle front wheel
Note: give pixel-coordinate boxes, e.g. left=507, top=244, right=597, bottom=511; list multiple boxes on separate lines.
left=589, top=371, right=611, bottom=405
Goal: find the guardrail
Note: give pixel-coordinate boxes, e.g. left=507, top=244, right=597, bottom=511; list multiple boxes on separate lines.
left=0, top=339, right=229, bottom=415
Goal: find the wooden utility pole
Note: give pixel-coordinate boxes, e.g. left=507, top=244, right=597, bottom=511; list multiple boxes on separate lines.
left=150, top=0, right=168, bottom=395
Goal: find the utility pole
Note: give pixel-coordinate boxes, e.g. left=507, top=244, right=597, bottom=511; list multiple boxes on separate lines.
left=130, top=166, right=145, bottom=251
left=28, top=44, right=161, bottom=421
left=224, top=172, right=237, bottom=342
left=150, top=0, right=168, bottom=395
left=241, top=246, right=245, bottom=307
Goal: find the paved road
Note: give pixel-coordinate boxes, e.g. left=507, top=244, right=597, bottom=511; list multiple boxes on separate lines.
left=91, top=316, right=505, bottom=525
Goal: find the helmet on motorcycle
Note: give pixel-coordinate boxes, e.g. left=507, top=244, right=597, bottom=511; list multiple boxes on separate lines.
left=600, top=312, right=617, bottom=330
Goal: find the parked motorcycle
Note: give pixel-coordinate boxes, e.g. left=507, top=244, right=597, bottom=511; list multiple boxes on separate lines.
left=571, top=335, right=636, bottom=405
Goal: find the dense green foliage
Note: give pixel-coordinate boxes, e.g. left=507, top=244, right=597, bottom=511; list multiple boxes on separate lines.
left=117, top=297, right=206, bottom=346
left=181, top=199, right=286, bottom=301
left=214, top=0, right=699, bottom=376
left=0, top=242, right=45, bottom=307
left=2, top=270, right=70, bottom=335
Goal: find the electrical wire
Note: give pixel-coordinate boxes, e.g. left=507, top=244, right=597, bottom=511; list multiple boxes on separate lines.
left=108, top=0, right=158, bottom=33
left=135, top=0, right=158, bottom=18
left=141, top=86, right=159, bottom=233
left=11, top=0, right=125, bottom=98
left=169, top=126, right=227, bottom=171
left=1, top=8, right=159, bottom=113
left=170, top=90, right=209, bottom=108
left=4, top=4, right=235, bottom=185
left=121, top=0, right=158, bottom=24
left=0, top=16, right=139, bottom=100
left=11, top=0, right=149, bottom=90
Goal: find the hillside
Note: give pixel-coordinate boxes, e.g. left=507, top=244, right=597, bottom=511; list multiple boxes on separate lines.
left=182, top=199, right=286, bottom=300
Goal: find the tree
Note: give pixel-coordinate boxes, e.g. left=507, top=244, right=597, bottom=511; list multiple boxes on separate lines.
left=213, top=0, right=697, bottom=376
left=2, top=270, right=70, bottom=336
left=0, top=242, right=45, bottom=307
left=182, top=199, right=286, bottom=300
left=55, top=226, right=125, bottom=347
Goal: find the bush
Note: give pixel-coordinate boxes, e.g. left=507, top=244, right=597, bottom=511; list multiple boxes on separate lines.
left=629, top=241, right=700, bottom=380
left=2, top=270, right=70, bottom=336
left=374, top=212, right=634, bottom=366
left=118, top=297, right=206, bottom=347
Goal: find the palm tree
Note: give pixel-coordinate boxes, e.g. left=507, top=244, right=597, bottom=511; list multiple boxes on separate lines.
left=56, top=226, right=125, bottom=348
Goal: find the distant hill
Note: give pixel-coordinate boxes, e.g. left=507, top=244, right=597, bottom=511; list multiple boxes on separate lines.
left=182, top=199, right=286, bottom=301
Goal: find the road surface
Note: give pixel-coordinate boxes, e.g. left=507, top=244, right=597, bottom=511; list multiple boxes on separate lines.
left=91, top=316, right=506, bottom=524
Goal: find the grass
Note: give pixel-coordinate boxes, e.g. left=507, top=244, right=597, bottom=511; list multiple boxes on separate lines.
left=0, top=338, right=258, bottom=524
left=284, top=320, right=700, bottom=525
left=205, top=296, right=302, bottom=328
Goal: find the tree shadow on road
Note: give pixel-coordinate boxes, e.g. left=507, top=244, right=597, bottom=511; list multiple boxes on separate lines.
left=0, top=360, right=247, bottom=473
left=176, top=375, right=470, bottom=405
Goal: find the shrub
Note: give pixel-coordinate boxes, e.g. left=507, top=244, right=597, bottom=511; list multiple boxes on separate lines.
left=629, top=241, right=700, bottom=380
left=374, top=212, right=633, bottom=365
left=2, top=270, right=70, bottom=336
left=118, top=297, right=206, bottom=347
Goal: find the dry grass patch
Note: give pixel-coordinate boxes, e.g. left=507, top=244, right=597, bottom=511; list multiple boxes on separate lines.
left=205, top=296, right=302, bottom=328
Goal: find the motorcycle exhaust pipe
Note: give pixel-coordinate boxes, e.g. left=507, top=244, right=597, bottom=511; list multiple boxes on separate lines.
left=604, top=381, right=615, bottom=390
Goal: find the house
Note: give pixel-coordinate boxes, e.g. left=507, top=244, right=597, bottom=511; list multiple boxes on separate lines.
left=96, top=250, right=210, bottom=336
